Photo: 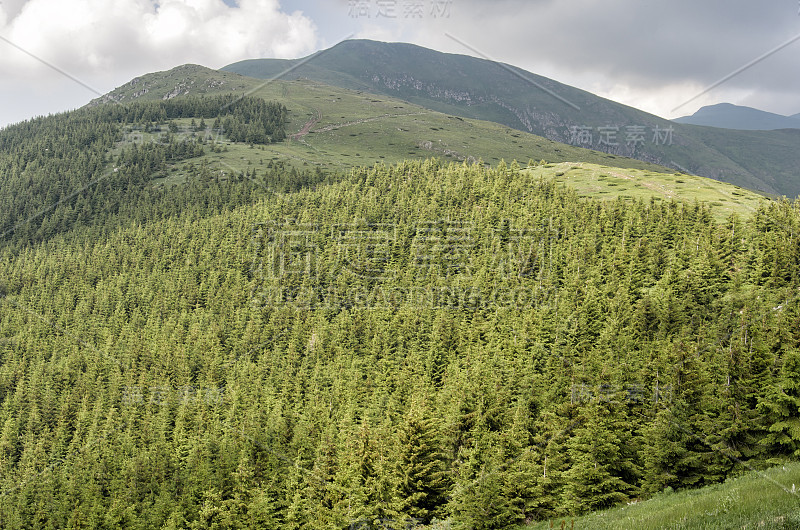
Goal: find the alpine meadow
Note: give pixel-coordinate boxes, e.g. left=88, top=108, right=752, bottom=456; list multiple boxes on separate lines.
left=1, top=3, right=800, bottom=529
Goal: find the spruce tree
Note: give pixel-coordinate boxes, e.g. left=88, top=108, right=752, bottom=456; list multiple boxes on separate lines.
left=563, top=402, right=636, bottom=514
left=759, top=350, right=800, bottom=458
left=393, top=406, right=449, bottom=525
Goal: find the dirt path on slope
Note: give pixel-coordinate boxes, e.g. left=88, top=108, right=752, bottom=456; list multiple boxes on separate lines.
left=608, top=170, right=676, bottom=199
left=311, top=112, right=430, bottom=133
left=291, top=109, right=322, bottom=140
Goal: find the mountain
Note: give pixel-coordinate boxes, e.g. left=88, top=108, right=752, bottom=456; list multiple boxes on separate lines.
left=85, top=63, right=764, bottom=221
left=1, top=52, right=799, bottom=529
left=223, top=39, right=800, bottom=198
left=87, top=63, right=264, bottom=106
left=89, top=63, right=674, bottom=174
left=0, top=117, right=797, bottom=525
left=674, top=102, right=800, bottom=130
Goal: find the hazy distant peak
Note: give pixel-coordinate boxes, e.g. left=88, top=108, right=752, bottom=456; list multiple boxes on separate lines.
left=674, top=103, right=800, bottom=131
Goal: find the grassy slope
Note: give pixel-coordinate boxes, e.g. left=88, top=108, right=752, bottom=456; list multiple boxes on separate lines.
left=531, top=162, right=764, bottom=222
left=95, top=65, right=768, bottom=220
left=223, top=39, right=800, bottom=198
left=520, top=463, right=800, bottom=530
left=95, top=66, right=667, bottom=171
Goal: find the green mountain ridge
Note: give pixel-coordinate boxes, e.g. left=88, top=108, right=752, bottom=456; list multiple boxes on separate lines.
left=222, top=39, right=800, bottom=198
left=674, top=103, right=800, bottom=131
left=84, top=61, right=766, bottom=222
left=0, top=70, right=798, bottom=528
left=87, top=64, right=261, bottom=106
left=0, top=44, right=797, bottom=529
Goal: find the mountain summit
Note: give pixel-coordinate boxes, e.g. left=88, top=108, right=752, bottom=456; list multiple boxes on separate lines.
left=223, top=39, right=800, bottom=198
left=675, top=103, right=800, bottom=131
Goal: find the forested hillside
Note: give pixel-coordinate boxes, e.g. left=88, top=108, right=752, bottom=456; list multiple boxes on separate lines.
left=223, top=40, right=800, bottom=198
left=0, top=95, right=289, bottom=249
left=0, top=118, right=799, bottom=530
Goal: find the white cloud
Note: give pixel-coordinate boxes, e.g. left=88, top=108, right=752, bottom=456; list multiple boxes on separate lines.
left=0, top=0, right=318, bottom=126
left=2, top=0, right=799, bottom=126
left=1, top=0, right=317, bottom=72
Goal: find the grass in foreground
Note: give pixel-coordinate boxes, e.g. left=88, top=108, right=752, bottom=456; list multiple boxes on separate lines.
left=521, top=462, right=800, bottom=530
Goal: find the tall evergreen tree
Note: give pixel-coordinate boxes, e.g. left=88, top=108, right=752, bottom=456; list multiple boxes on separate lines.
left=759, top=350, right=800, bottom=458
left=393, top=406, right=449, bottom=524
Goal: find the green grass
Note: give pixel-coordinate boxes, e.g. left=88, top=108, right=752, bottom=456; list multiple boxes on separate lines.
left=520, top=463, right=800, bottom=530
left=98, top=66, right=673, bottom=175
left=531, top=162, right=765, bottom=221
left=102, top=69, right=771, bottom=220
left=235, top=78, right=673, bottom=174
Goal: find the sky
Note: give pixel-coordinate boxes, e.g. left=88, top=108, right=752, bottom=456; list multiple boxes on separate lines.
left=1, top=0, right=799, bottom=128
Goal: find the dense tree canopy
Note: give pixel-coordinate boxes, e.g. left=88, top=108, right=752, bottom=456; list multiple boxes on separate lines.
left=0, top=98, right=798, bottom=528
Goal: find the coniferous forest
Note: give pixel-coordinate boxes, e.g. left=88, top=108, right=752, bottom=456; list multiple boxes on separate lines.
left=0, top=101, right=799, bottom=529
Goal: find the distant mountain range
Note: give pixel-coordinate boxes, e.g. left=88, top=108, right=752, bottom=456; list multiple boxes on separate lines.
left=675, top=103, right=800, bottom=131
left=221, top=40, right=800, bottom=198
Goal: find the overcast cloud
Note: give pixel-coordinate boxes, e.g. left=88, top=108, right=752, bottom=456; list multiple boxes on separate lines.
left=1, top=0, right=799, bottom=127
left=0, top=0, right=318, bottom=127
left=408, top=0, right=800, bottom=118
